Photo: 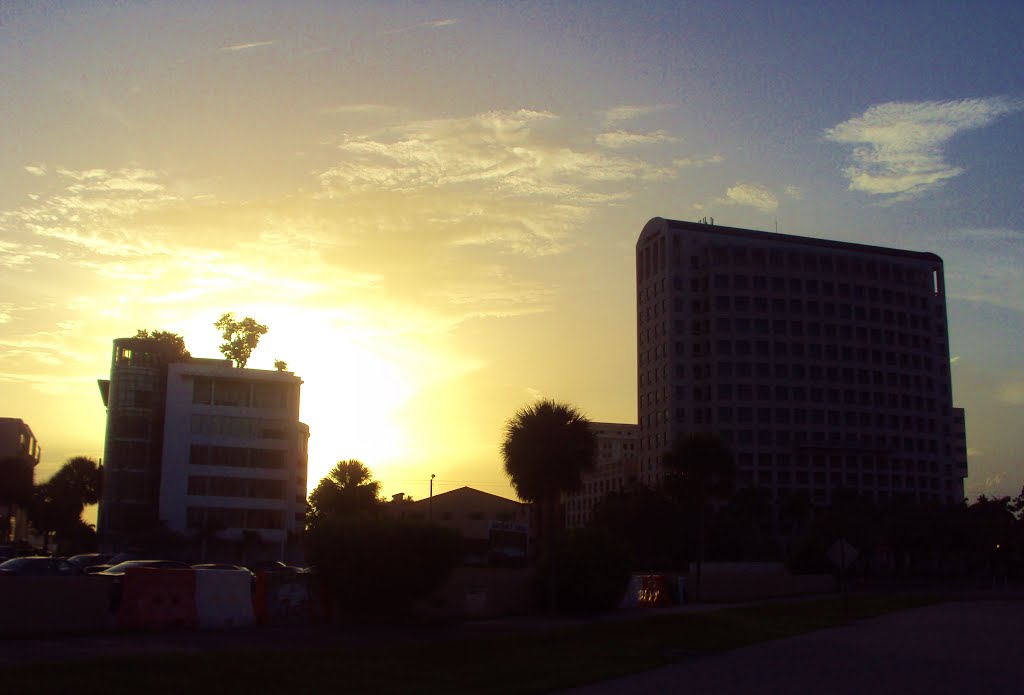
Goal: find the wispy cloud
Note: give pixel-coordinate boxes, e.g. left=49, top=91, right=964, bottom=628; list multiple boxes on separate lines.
left=716, top=183, right=779, bottom=213
left=317, top=109, right=675, bottom=254
left=672, top=154, right=723, bottom=168
left=24, top=165, right=46, bottom=176
left=382, top=19, right=459, bottom=35
left=596, top=129, right=679, bottom=149
left=220, top=39, right=279, bottom=52
left=824, top=97, right=1024, bottom=200
left=602, top=105, right=671, bottom=126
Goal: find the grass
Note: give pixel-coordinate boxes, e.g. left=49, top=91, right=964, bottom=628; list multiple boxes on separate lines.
left=2, top=593, right=939, bottom=694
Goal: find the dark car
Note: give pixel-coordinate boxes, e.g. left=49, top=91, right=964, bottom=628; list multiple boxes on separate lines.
left=97, top=560, right=191, bottom=576
left=0, top=556, right=80, bottom=576
left=93, top=560, right=192, bottom=610
left=249, top=560, right=302, bottom=574
left=67, top=553, right=113, bottom=572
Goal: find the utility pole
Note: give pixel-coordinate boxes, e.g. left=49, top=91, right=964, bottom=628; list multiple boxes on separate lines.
left=429, top=474, right=436, bottom=521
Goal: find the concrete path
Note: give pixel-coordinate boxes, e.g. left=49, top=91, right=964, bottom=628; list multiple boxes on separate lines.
left=562, top=600, right=1024, bottom=694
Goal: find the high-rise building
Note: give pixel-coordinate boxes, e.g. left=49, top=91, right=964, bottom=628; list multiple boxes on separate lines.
left=98, top=338, right=308, bottom=563
left=636, top=217, right=967, bottom=509
left=563, top=422, right=639, bottom=528
left=0, top=418, right=41, bottom=543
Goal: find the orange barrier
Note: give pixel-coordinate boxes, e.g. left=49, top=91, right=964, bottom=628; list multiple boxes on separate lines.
left=637, top=574, right=672, bottom=606
left=117, top=567, right=198, bottom=630
left=253, top=572, right=324, bottom=626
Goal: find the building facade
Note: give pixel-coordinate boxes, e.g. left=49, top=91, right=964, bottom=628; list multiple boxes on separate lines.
left=563, top=422, right=639, bottom=528
left=161, top=360, right=309, bottom=565
left=636, top=217, right=968, bottom=509
left=98, top=338, right=308, bottom=564
left=0, top=418, right=41, bottom=543
left=97, top=337, right=181, bottom=547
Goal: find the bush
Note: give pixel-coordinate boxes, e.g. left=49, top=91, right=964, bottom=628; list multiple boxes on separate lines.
left=305, top=518, right=462, bottom=616
left=537, top=527, right=632, bottom=614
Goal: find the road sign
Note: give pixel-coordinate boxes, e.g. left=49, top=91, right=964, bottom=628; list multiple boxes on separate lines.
left=828, top=538, right=859, bottom=570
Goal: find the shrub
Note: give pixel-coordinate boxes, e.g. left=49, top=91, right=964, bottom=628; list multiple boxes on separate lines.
left=306, top=518, right=462, bottom=616
left=537, top=527, right=632, bottom=614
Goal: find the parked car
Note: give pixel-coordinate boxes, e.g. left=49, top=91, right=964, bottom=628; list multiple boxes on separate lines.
left=96, top=560, right=191, bottom=576
left=92, top=559, right=192, bottom=610
left=67, top=553, right=113, bottom=572
left=192, top=563, right=252, bottom=573
left=0, top=556, right=80, bottom=576
left=249, top=560, right=302, bottom=574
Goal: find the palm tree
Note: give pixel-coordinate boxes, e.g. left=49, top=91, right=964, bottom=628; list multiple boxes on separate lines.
left=663, top=431, right=735, bottom=602
left=501, top=399, right=597, bottom=564
left=307, top=460, right=382, bottom=525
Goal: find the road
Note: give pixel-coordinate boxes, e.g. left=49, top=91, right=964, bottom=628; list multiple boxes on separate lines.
left=562, top=600, right=1023, bottom=694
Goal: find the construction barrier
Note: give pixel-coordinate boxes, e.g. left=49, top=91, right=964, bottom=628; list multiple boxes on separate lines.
left=637, top=574, right=672, bottom=606
left=117, top=567, right=198, bottom=630
left=195, top=568, right=255, bottom=629
left=253, top=572, right=324, bottom=626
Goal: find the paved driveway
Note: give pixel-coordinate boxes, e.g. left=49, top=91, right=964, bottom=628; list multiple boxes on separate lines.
left=563, top=601, right=1023, bottom=694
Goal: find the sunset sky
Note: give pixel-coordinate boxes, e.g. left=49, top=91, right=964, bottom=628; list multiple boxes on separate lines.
left=2, top=1, right=1022, bottom=505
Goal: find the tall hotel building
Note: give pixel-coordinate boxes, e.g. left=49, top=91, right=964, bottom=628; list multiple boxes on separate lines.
left=636, top=217, right=967, bottom=508
left=98, top=337, right=309, bottom=563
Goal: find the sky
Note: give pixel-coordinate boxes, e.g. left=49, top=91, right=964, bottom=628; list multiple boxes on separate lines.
left=2, top=1, right=1022, bottom=506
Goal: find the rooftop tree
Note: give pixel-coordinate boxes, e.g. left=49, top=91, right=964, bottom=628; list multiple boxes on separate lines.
left=214, top=313, right=268, bottom=368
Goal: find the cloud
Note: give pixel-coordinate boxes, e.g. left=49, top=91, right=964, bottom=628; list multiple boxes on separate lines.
left=317, top=109, right=675, bottom=254
left=24, top=165, right=46, bottom=176
left=996, top=375, right=1024, bottom=405
left=382, top=19, right=459, bottom=35
left=673, top=154, right=723, bottom=168
left=950, top=355, right=961, bottom=365
left=602, top=105, right=671, bottom=126
left=784, top=185, right=803, bottom=200
left=824, top=97, right=1024, bottom=200
left=220, top=40, right=279, bottom=52
left=716, top=183, right=779, bottom=213
left=596, top=130, right=680, bottom=149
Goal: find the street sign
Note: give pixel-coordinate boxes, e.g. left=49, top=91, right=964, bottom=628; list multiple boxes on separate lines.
left=828, top=538, right=859, bottom=570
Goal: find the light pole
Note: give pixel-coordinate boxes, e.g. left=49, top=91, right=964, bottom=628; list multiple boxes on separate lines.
left=429, top=474, right=436, bottom=521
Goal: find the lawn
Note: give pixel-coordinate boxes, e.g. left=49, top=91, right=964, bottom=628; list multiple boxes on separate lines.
left=1, top=594, right=938, bottom=694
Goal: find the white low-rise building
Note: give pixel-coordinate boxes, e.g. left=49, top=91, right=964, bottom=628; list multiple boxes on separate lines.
left=160, top=359, right=308, bottom=564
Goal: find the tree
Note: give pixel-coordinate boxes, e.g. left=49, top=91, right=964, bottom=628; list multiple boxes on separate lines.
left=307, top=460, right=383, bottom=526
left=25, top=456, right=102, bottom=552
left=214, top=313, right=268, bottom=368
left=274, top=359, right=288, bottom=371
left=48, top=456, right=102, bottom=507
left=0, top=456, right=34, bottom=542
left=501, top=399, right=597, bottom=566
left=663, top=431, right=735, bottom=602
left=134, top=329, right=191, bottom=362
left=590, top=484, right=690, bottom=570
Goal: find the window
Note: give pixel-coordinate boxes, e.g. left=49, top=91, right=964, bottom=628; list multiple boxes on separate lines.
left=193, top=378, right=212, bottom=405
